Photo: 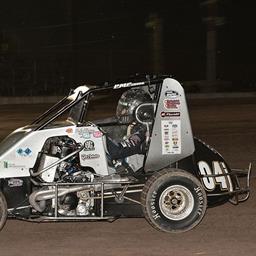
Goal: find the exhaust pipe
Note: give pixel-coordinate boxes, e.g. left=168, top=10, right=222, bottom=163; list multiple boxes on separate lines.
left=29, top=175, right=131, bottom=212
left=29, top=186, right=90, bottom=212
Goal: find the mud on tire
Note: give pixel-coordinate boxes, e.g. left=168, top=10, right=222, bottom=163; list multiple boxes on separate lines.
left=141, top=168, right=207, bottom=233
left=0, top=191, right=7, bottom=231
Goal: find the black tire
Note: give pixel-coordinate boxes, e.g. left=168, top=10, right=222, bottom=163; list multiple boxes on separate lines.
left=0, top=191, right=7, bottom=231
left=141, top=168, right=207, bottom=233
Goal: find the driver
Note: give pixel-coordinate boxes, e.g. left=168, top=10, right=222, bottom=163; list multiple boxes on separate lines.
left=106, top=88, right=153, bottom=161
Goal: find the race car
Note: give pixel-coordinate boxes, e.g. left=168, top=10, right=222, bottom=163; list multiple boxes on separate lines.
left=0, top=75, right=251, bottom=233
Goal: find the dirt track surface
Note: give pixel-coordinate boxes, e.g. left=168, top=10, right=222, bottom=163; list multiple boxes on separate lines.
left=0, top=98, right=256, bottom=256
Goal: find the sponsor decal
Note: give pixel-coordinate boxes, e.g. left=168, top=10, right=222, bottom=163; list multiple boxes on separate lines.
left=163, top=99, right=180, bottom=110
left=3, top=161, right=25, bottom=169
left=161, top=112, right=180, bottom=118
left=66, top=128, right=74, bottom=134
left=194, top=187, right=205, bottom=216
left=150, top=191, right=161, bottom=220
left=93, top=131, right=103, bottom=138
left=198, top=161, right=233, bottom=192
left=77, top=128, right=91, bottom=139
left=84, top=140, right=95, bottom=151
left=77, top=128, right=102, bottom=139
left=161, top=120, right=181, bottom=155
left=16, top=147, right=32, bottom=157
left=81, top=154, right=100, bottom=160
left=165, top=90, right=179, bottom=98
left=113, top=81, right=145, bottom=89
left=8, top=178, right=23, bottom=188
left=3, top=161, right=8, bottom=168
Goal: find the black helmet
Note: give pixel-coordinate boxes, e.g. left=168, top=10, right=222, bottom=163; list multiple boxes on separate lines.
left=116, top=89, right=152, bottom=124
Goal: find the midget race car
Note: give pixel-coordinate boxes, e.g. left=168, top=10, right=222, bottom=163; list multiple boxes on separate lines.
left=0, top=75, right=251, bottom=233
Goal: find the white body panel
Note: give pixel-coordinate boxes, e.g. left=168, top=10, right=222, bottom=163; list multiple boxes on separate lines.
left=0, top=124, right=109, bottom=178
left=40, top=155, right=59, bottom=182
left=0, top=126, right=74, bottom=178
left=145, top=78, right=195, bottom=172
left=69, top=126, right=109, bottom=176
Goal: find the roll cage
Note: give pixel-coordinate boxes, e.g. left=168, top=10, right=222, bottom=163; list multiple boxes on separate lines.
left=31, top=75, right=168, bottom=130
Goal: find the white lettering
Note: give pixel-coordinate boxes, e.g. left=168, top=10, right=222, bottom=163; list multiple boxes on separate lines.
left=220, top=162, right=233, bottom=192
left=212, top=161, right=228, bottom=190
left=198, top=161, right=215, bottom=191
left=198, top=161, right=233, bottom=192
left=113, top=81, right=145, bottom=89
left=152, top=213, right=161, bottom=220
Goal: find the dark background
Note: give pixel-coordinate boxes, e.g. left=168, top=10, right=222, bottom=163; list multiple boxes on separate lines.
left=0, top=1, right=252, bottom=96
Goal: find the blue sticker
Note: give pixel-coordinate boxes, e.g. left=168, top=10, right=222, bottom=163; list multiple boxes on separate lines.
left=77, top=128, right=91, bottom=139
left=17, top=148, right=23, bottom=155
left=17, top=148, right=32, bottom=157
left=24, top=148, right=32, bottom=155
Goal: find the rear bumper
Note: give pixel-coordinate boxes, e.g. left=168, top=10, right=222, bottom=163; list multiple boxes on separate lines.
left=205, top=164, right=251, bottom=205
left=228, top=165, right=251, bottom=205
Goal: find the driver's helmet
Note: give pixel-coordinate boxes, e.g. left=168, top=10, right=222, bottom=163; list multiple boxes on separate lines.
left=116, top=89, right=152, bottom=124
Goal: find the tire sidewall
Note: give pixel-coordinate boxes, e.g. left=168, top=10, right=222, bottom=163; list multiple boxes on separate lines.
left=0, top=191, right=7, bottom=231
left=145, top=172, right=206, bottom=233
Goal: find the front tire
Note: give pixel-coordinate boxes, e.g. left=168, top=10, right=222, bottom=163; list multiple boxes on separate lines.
left=0, top=191, right=7, bottom=231
left=141, top=169, right=207, bottom=233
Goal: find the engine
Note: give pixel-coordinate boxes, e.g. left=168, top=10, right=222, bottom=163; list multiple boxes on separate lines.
left=30, top=136, right=96, bottom=216
left=37, top=136, right=93, bottom=183
left=58, top=189, right=95, bottom=216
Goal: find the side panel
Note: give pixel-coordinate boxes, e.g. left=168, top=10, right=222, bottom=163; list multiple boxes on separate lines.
left=0, top=126, right=75, bottom=178
left=177, top=138, right=234, bottom=206
left=70, top=126, right=109, bottom=176
left=192, top=138, right=234, bottom=205
left=145, top=78, right=195, bottom=172
left=0, top=177, right=31, bottom=211
left=0, top=124, right=109, bottom=179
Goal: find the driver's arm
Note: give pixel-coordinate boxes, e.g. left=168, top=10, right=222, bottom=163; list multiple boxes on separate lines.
left=106, top=125, right=146, bottom=160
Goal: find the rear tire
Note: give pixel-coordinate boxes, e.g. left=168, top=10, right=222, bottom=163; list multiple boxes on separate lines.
left=0, top=191, right=7, bottom=231
left=141, top=168, right=207, bottom=233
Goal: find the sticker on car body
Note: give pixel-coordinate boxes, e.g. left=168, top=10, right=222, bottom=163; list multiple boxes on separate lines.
left=197, top=161, right=233, bottom=192
left=113, top=81, right=145, bottom=89
left=165, top=90, right=179, bottom=99
left=163, top=99, right=180, bottom=110
left=161, top=120, right=181, bottom=154
left=81, top=154, right=100, bottom=160
left=76, top=128, right=91, bottom=139
left=16, top=148, right=32, bottom=157
left=2, top=161, right=25, bottom=169
left=8, top=178, right=24, bottom=187
left=160, top=112, right=180, bottom=118
left=84, top=140, right=95, bottom=151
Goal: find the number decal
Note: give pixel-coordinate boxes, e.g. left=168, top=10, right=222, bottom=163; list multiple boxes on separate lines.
left=212, top=161, right=228, bottom=190
left=197, top=161, right=215, bottom=191
left=198, top=161, right=233, bottom=191
left=220, top=162, right=233, bottom=192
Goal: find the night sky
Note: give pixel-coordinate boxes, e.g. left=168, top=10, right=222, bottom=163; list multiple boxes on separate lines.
left=0, top=1, right=251, bottom=95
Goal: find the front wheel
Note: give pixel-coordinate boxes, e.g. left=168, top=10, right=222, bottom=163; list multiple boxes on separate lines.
left=141, top=168, right=207, bottom=233
left=0, top=191, right=7, bottom=231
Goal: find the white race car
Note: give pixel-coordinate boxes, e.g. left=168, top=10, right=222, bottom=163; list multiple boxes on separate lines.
left=0, top=75, right=250, bottom=233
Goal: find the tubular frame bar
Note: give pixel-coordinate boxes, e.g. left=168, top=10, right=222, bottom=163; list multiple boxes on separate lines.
left=204, top=165, right=251, bottom=205
left=31, top=95, right=69, bottom=125
left=30, top=145, right=85, bottom=177
left=32, top=76, right=168, bottom=130
left=26, top=180, right=142, bottom=221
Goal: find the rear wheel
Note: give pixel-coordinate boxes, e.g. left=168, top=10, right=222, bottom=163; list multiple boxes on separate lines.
left=141, top=168, right=207, bottom=233
left=0, top=191, right=7, bottom=231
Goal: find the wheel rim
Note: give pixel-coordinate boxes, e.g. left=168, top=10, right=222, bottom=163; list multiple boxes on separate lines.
left=159, top=185, right=194, bottom=221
